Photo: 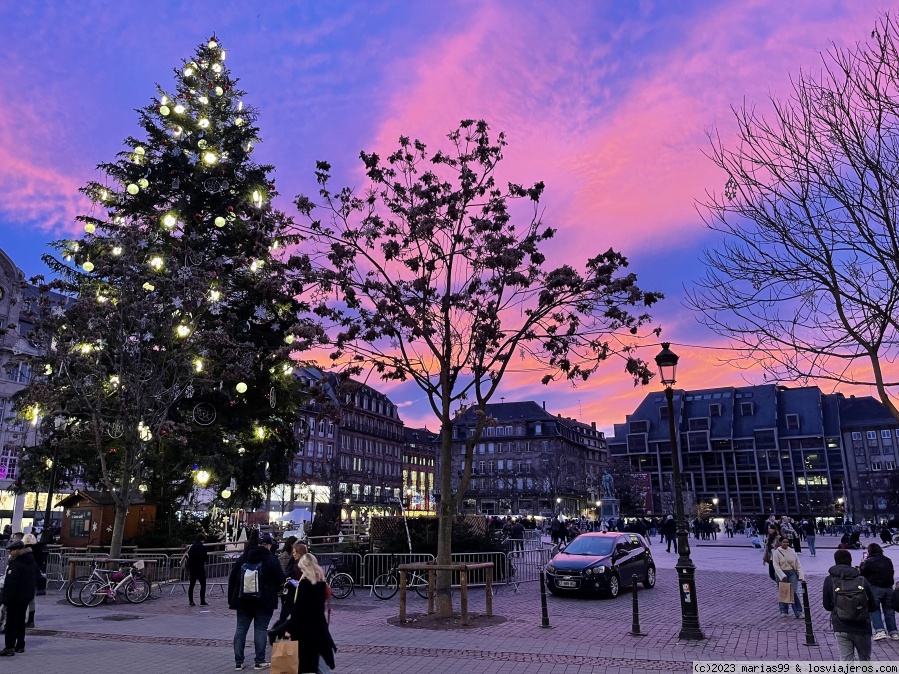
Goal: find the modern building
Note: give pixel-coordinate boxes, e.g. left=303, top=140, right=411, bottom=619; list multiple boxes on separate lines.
left=442, top=401, right=606, bottom=517
left=608, top=383, right=899, bottom=519
left=293, top=367, right=405, bottom=519
left=838, top=394, right=899, bottom=522
left=403, top=426, right=438, bottom=514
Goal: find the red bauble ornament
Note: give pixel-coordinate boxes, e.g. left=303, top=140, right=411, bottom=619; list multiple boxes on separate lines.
left=227, top=205, right=234, bottom=212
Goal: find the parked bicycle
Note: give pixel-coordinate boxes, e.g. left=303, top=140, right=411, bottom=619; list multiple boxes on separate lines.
left=65, top=560, right=109, bottom=607
left=372, top=557, right=430, bottom=600
left=325, top=557, right=354, bottom=599
left=78, top=561, right=151, bottom=607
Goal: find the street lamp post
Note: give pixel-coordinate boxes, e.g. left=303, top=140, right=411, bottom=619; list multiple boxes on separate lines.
left=406, top=488, right=413, bottom=511
left=556, top=497, right=562, bottom=515
left=712, top=497, right=719, bottom=516
left=655, top=342, right=704, bottom=640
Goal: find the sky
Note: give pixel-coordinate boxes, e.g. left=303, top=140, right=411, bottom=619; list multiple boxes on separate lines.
left=0, top=0, right=885, bottom=435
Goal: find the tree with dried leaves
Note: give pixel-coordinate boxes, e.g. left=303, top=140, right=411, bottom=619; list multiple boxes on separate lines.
left=690, top=13, right=899, bottom=422
left=294, top=120, right=661, bottom=616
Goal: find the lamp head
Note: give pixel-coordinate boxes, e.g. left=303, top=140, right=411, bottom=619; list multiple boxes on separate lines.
left=655, top=342, right=678, bottom=386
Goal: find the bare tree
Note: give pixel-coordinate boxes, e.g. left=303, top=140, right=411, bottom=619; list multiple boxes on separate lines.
left=294, top=120, right=661, bottom=616
left=533, top=444, right=586, bottom=510
left=689, top=13, right=899, bottom=421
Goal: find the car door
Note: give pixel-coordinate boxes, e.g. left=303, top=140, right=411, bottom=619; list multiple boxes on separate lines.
left=627, top=534, right=648, bottom=580
left=612, top=536, right=635, bottom=584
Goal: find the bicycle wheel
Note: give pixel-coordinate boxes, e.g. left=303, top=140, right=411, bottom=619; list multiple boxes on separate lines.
left=124, top=576, right=152, bottom=604
left=372, top=572, right=398, bottom=599
left=412, top=573, right=430, bottom=599
left=80, top=580, right=108, bottom=607
left=66, top=575, right=92, bottom=607
left=329, top=573, right=353, bottom=599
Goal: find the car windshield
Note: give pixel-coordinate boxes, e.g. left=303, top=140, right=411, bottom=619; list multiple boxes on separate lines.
left=561, top=537, right=616, bottom=556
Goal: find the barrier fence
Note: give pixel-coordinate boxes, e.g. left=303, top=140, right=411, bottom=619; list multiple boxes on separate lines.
left=42, top=547, right=548, bottom=596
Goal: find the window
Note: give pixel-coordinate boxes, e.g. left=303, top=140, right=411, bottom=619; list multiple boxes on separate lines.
left=852, top=432, right=861, bottom=441
left=506, top=426, right=513, bottom=436
left=709, top=404, right=722, bottom=417
left=882, top=430, right=893, bottom=439
left=886, top=461, right=896, bottom=470
left=534, top=423, right=542, bottom=435
left=688, top=418, right=710, bottom=431
left=659, top=406, right=669, bottom=420
left=740, top=402, right=754, bottom=416
left=786, top=414, right=800, bottom=430
left=69, top=509, right=92, bottom=538
left=867, top=431, right=877, bottom=440
left=629, top=421, right=649, bottom=434
left=478, top=461, right=485, bottom=473
left=871, top=462, right=882, bottom=471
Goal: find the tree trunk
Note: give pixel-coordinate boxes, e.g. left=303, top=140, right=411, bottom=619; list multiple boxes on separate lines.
left=435, top=425, right=456, bottom=617
left=108, top=460, right=133, bottom=558
left=109, top=501, right=129, bottom=558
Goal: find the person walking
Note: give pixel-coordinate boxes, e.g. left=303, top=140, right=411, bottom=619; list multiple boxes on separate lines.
left=510, top=519, right=525, bottom=552
left=661, top=515, right=677, bottom=553
left=772, top=536, right=804, bottom=618
left=228, top=530, right=286, bottom=670
left=859, top=542, right=898, bottom=641
left=0, top=540, right=37, bottom=656
left=803, top=519, right=817, bottom=557
left=187, top=533, right=209, bottom=607
left=284, top=554, right=337, bottom=674
left=277, top=536, right=297, bottom=573
left=823, top=549, right=877, bottom=662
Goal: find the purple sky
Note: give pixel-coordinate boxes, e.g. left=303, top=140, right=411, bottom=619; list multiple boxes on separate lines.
left=0, top=1, right=883, bottom=434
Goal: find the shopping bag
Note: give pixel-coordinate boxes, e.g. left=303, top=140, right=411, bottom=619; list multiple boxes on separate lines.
left=778, top=581, right=794, bottom=603
left=271, top=639, right=299, bottom=674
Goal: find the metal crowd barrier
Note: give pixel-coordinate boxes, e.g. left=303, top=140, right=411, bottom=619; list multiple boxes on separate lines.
left=362, top=553, right=435, bottom=587
left=449, top=552, right=507, bottom=586
left=44, top=552, right=67, bottom=589
left=505, top=547, right=552, bottom=592
left=317, top=552, right=365, bottom=586
left=169, top=551, right=235, bottom=595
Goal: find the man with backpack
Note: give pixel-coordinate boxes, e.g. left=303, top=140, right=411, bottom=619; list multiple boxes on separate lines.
left=822, top=549, right=877, bottom=662
left=228, top=531, right=286, bottom=670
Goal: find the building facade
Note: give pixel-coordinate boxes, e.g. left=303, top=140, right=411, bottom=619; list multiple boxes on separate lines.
left=0, top=248, right=43, bottom=530
left=293, top=367, right=405, bottom=518
left=403, top=427, right=437, bottom=514
left=838, top=394, right=899, bottom=522
left=444, top=401, right=606, bottom=517
left=607, top=383, right=896, bottom=519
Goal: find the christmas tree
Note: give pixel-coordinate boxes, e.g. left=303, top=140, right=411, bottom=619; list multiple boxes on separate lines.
left=18, top=36, right=316, bottom=554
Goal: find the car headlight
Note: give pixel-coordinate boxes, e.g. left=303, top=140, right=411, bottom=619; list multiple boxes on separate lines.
left=595, top=566, right=605, bottom=574
left=545, top=564, right=555, bottom=574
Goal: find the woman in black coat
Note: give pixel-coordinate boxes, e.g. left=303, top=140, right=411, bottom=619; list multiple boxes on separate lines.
left=1, top=541, right=37, bottom=655
left=285, top=554, right=335, bottom=674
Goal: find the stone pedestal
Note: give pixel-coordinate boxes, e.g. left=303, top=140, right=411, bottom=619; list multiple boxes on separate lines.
left=599, top=498, right=619, bottom=520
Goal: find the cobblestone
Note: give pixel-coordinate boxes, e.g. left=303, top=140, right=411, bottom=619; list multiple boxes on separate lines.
left=12, top=543, right=899, bottom=673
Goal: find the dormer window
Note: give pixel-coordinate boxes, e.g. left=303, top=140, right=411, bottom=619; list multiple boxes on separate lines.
left=740, top=402, right=754, bottom=416
left=786, top=414, right=800, bottom=430
left=709, top=403, right=722, bottom=417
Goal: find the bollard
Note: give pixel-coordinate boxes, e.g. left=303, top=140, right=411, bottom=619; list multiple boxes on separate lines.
left=800, top=580, right=817, bottom=647
left=539, top=570, right=550, bottom=628
left=628, top=574, right=645, bottom=636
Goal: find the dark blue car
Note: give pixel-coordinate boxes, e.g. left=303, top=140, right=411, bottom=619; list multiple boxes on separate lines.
left=544, top=532, right=656, bottom=598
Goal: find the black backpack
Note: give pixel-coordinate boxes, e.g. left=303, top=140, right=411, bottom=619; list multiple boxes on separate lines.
left=832, top=574, right=868, bottom=623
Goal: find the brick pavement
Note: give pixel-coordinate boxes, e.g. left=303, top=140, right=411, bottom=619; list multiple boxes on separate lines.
left=9, top=543, right=899, bottom=673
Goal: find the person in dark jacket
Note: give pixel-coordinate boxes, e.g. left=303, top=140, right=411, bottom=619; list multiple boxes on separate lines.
left=228, top=531, right=286, bottom=670
left=1, top=541, right=38, bottom=656
left=859, top=542, right=897, bottom=640
left=823, top=549, right=878, bottom=661
left=186, top=533, right=209, bottom=607
left=660, top=515, right=677, bottom=553
left=284, top=553, right=336, bottom=674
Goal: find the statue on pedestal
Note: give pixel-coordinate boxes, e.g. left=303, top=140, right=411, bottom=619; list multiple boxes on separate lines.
left=600, top=471, right=615, bottom=499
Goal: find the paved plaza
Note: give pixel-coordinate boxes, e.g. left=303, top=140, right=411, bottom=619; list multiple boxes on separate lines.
left=12, top=538, right=899, bottom=673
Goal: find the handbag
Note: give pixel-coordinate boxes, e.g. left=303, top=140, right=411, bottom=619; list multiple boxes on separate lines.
left=271, top=639, right=299, bottom=674
left=778, top=581, right=794, bottom=603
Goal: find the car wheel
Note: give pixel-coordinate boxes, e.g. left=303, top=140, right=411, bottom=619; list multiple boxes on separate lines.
left=606, top=573, right=620, bottom=598
left=643, top=565, right=656, bottom=589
